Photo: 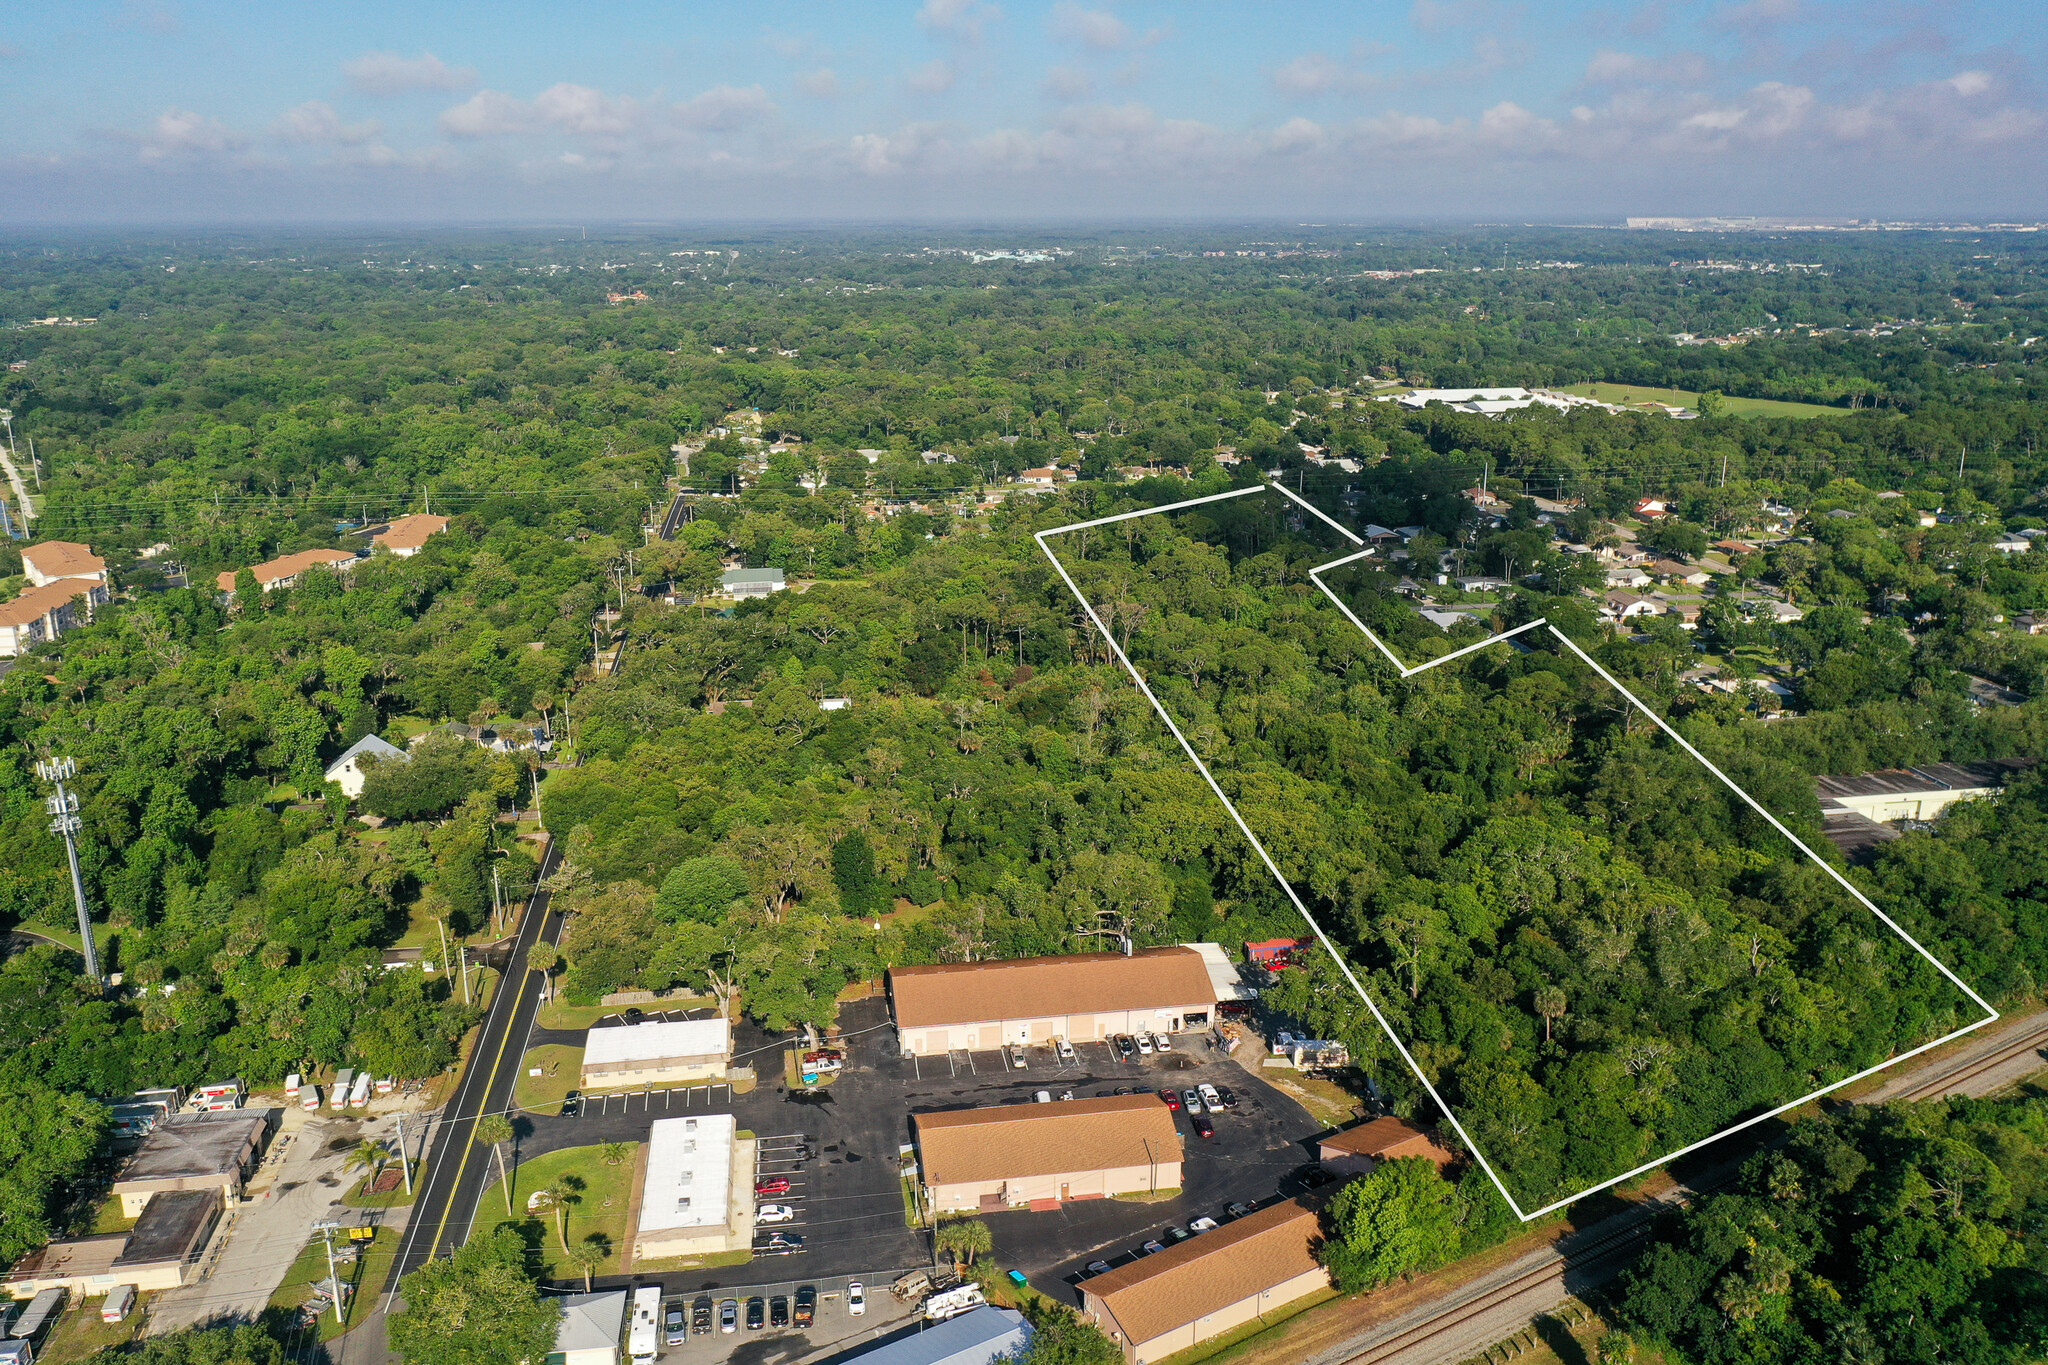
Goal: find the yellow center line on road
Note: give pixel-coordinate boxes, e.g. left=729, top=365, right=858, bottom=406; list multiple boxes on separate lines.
left=424, top=963, right=537, bottom=1259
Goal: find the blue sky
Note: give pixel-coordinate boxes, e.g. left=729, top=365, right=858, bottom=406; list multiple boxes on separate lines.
left=2, top=0, right=2041, bottom=223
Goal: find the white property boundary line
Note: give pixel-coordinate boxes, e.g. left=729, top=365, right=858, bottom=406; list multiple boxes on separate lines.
left=1036, top=480, right=1999, bottom=1222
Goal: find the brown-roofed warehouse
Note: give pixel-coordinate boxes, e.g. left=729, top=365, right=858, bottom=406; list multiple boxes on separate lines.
left=1315, top=1117, right=1458, bottom=1179
left=913, top=1094, right=1182, bottom=1213
left=887, top=947, right=1217, bottom=1057
left=1077, top=1197, right=1331, bottom=1364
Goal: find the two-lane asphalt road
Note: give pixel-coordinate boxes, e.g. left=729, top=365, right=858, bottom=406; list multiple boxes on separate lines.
left=382, top=833, right=567, bottom=1297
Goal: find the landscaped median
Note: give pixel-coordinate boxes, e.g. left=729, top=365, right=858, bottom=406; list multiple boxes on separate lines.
left=475, top=1142, right=640, bottom=1284
left=514, top=1043, right=584, bottom=1113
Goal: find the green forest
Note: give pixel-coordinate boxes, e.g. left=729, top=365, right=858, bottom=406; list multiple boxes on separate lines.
left=0, top=226, right=2046, bottom=1263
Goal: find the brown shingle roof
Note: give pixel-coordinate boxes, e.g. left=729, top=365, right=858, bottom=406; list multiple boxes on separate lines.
left=216, top=548, right=358, bottom=592
left=373, top=514, right=449, bottom=551
left=0, top=579, right=90, bottom=628
left=914, top=1095, right=1181, bottom=1186
left=889, top=948, right=1215, bottom=1030
left=22, top=541, right=105, bottom=581
left=1080, top=1198, right=1327, bottom=1347
left=1317, top=1117, right=1456, bottom=1166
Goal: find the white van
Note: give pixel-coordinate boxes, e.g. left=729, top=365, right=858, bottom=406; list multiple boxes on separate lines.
left=330, top=1069, right=353, bottom=1110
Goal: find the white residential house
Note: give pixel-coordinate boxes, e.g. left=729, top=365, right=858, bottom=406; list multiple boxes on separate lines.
left=325, top=735, right=407, bottom=799
left=1605, top=567, right=1652, bottom=589
left=1991, top=535, right=2033, bottom=555
left=720, top=567, right=786, bottom=598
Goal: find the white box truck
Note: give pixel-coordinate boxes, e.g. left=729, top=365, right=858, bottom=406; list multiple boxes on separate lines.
left=629, top=1286, right=661, bottom=1365
left=330, top=1069, right=354, bottom=1110
left=301, top=1084, right=321, bottom=1111
left=347, top=1071, right=372, bottom=1107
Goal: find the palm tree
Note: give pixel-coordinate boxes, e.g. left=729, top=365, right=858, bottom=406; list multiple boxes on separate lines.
left=564, top=1238, right=609, bottom=1292
left=532, top=1174, right=584, bottom=1254
left=474, top=1114, right=516, bottom=1214
left=345, top=1139, right=390, bottom=1182
left=600, top=1142, right=634, bottom=1167
left=935, top=1217, right=993, bottom=1268
left=1535, top=986, right=1568, bottom=1044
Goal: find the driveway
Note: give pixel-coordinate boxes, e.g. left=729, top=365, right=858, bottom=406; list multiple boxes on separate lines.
left=146, top=1110, right=424, bottom=1334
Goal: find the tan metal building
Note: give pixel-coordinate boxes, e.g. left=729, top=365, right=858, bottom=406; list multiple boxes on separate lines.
left=1077, top=1198, right=1331, bottom=1364
left=1315, top=1117, right=1458, bottom=1179
left=4, top=1189, right=223, bottom=1299
left=913, top=1095, right=1182, bottom=1214
left=888, top=948, right=1218, bottom=1056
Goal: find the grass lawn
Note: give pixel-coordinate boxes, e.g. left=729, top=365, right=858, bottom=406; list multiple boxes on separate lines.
left=343, top=1160, right=421, bottom=1207
left=32, top=1297, right=150, bottom=1365
left=1260, top=1071, right=1366, bottom=1128
left=1150, top=1287, right=1341, bottom=1365
left=1110, top=1188, right=1183, bottom=1204
left=514, top=1044, right=584, bottom=1113
left=267, top=1227, right=400, bottom=1344
left=90, top=1194, right=137, bottom=1235
left=476, top=1143, right=640, bottom=1284
left=1558, top=382, right=1840, bottom=420
left=633, top=1248, right=754, bottom=1274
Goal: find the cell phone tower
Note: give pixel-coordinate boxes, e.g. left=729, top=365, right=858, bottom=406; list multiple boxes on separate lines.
left=35, top=757, right=101, bottom=984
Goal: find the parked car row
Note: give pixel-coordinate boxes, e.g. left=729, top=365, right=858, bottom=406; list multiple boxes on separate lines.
left=1110, top=1030, right=1178, bottom=1059
left=710, top=1283, right=838, bottom=1335
left=1083, top=1200, right=1268, bottom=1278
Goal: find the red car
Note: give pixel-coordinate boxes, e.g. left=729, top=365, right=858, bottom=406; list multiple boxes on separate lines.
left=755, top=1176, right=791, bottom=1196
left=1162, top=1091, right=1181, bottom=1111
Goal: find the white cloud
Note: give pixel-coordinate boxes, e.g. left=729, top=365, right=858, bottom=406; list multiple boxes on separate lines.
left=345, top=50, right=478, bottom=96
left=917, top=0, right=1000, bottom=44
left=907, top=59, right=956, bottom=94
left=675, top=85, right=777, bottom=132
left=438, top=90, right=533, bottom=137
left=138, top=108, right=240, bottom=161
left=798, top=68, right=843, bottom=98
left=1050, top=2, right=1127, bottom=49
left=1582, top=48, right=1711, bottom=86
left=273, top=101, right=381, bottom=146
left=1948, top=70, right=1992, bottom=98
left=1272, top=54, right=1341, bottom=96
left=532, top=83, right=636, bottom=136
left=1043, top=65, right=1094, bottom=101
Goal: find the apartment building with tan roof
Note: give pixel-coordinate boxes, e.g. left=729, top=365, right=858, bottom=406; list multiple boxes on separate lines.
left=371, top=513, right=448, bottom=557
left=216, top=548, right=360, bottom=593
left=1076, top=1198, right=1331, bottom=1364
left=21, top=540, right=107, bottom=591
left=912, top=1094, right=1182, bottom=1213
left=886, top=946, right=1218, bottom=1056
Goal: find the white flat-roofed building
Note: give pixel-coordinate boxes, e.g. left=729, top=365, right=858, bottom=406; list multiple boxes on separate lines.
left=632, top=1114, right=753, bottom=1262
left=580, top=1018, right=732, bottom=1091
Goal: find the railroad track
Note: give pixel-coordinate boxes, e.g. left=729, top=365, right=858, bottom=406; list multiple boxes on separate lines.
left=1332, top=1016, right=2048, bottom=1365
left=1888, top=1017, right=2048, bottom=1102
left=1335, top=1214, right=1662, bottom=1365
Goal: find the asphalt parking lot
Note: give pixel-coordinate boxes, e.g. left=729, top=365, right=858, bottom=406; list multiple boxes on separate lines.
left=866, top=1026, right=1330, bottom=1298
left=518, top=999, right=1330, bottom=1312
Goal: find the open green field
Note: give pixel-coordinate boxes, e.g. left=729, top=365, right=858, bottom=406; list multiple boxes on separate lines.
left=477, top=1142, right=640, bottom=1284
left=1560, top=383, right=1841, bottom=419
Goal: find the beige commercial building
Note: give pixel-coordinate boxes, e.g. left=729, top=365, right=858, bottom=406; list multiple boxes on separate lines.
left=580, top=1018, right=731, bottom=1091
left=630, top=1115, right=754, bottom=1262
left=888, top=947, right=1218, bottom=1057
left=913, top=1095, right=1182, bottom=1214
left=112, top=1110, right=276, bottom=1217
left=1315, top=1117, right=1458, bottom=1180
left=1077, top=1199, right=1331, bottom=1364
left=4, top=1189, right=223, bottom=1299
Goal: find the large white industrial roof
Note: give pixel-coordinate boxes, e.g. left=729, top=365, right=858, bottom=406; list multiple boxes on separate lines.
left=637, top=1114, right=733, bottom=1235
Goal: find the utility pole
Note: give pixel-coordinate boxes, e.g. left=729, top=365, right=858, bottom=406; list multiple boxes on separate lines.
left=393, top=1115, right=413, bottom=1196
left=312, top=1221, right=344, bottom=1324
left=35, top=758, right=101, bottom=984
